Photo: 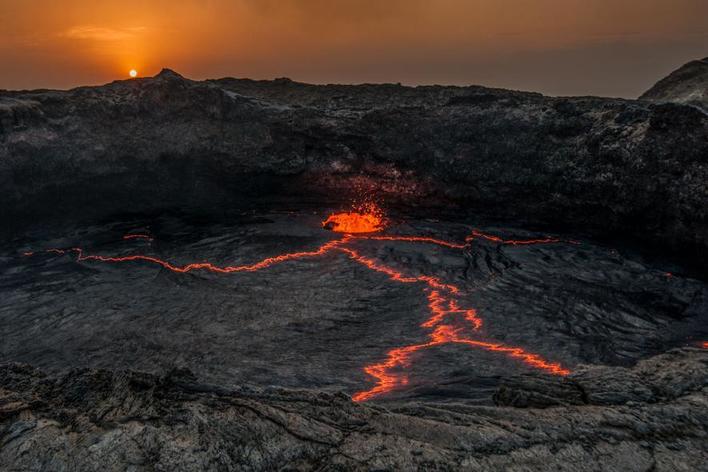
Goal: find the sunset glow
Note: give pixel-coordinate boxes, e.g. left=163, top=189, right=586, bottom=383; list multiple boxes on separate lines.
left=1, top=0, right=706, bottom=96
left=129, top=69, right=137, bottom=78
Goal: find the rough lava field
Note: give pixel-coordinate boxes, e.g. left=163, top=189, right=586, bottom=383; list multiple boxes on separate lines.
left=3, top=209, right=706, bottom=403
left=1, top=59, right=707, bottom=470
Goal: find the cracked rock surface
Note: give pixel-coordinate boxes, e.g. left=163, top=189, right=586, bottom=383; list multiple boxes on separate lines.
left=2, top=213, right=706, bottom=404
left=1, top=348, right=706, bottom=471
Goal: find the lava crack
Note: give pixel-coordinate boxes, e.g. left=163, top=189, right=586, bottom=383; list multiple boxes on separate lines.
left=23, top=225, right=575, bottom=402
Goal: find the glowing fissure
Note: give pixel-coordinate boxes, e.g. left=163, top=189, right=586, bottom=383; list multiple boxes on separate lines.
left=466, top=229, right=565, bottom=246
left=41, top=237, right=349, bottom=274
left=123, top=233, right=153, bottom=241
left=337, top=247, right=460, bottom=293
left=354, top=235, right=465, bottom=249
left=341, top=249, right=568, bottom=402
left=25, top=225, right=577, bottom=402
left=422, top=290, right=482, bottom=330
left=350, top=325, right=570, bottom=402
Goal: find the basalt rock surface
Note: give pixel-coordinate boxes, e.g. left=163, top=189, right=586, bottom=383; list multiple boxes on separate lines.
left=1, top=63, right=707, bottom=265
left=0, top=348, right=706, bottom=471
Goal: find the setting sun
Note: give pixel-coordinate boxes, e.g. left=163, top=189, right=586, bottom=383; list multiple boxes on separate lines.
left=129, top=69, right=137, bottom=78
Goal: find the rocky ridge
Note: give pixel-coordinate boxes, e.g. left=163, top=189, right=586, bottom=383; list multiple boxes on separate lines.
left=641, top=57, right=708, bottom=111
left=1, top=64, right=706, bottom=265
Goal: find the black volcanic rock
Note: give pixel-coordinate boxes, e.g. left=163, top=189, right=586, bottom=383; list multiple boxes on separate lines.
left=0, top=348, right=706, bottom=471
left=641, top=57, right=708, bottom=111
left=0, top=65, right=706, bottom=266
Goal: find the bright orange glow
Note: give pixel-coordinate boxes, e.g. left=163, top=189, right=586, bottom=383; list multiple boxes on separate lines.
left=343, top=247, right=568, bottom=402
left=422, top=290, right=481, bottom=330
left=351, top=325, right=570, bottom=402
left=129, top=69, right=138, bottom=78
left=23, top=224, right=585, bottom=402
left=338, top=247, right=460, bottom=293
left=701, top=342, right=708, bottom=349
left=323, top=203, right=384, bottom=233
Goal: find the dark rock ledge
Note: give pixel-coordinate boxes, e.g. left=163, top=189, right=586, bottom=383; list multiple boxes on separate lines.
left=1, top=62, right=707, bottom=267
left=1, top=348, right=706, bottom=471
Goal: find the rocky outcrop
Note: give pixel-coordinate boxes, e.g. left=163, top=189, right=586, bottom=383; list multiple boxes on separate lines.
left=0, top=348, right=705, bottom=471
left=1, top=65, right=707, bottom=265
left=641, top=57, right=708, bottom=111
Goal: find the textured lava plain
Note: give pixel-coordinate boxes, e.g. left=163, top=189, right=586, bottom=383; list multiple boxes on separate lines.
left=2, top=211, right=706, bottom=404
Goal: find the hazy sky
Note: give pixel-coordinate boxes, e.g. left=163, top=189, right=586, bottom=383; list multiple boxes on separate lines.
left=1, top=0, right=707, bottom=96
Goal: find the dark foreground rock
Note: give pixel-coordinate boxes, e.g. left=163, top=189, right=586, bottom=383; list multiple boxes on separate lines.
left=1, top=348, right=706, bottom=471
left=1, top=62, right=707, bottom=265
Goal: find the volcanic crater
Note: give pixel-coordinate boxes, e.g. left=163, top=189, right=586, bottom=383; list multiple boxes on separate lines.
left=1, top=63, right=707, bottom=470
left=5, top=206, right=705, bottom=404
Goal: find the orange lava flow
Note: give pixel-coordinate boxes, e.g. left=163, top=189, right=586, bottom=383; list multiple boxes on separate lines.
left=339, top=225, right=579, bottom=401
left=348, top=228, right=574, bottom=250
left=422, top=290, right=482, bottom=330
left=322, top=203, right=384, bottom=233
left=338, top=247, right=460, bottom=293
left=38, top=237, right=349, bottom=274
left=344, top=249, right=569, bottom=402
left=351, top=325, right=569, bottom=402
left=465, top=229, right=563, bottom=246
left=353, top=235, right=465, bottom=249
left=24, top=222, right=581, bottom=403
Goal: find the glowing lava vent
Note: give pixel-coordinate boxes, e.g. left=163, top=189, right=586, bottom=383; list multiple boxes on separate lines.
left=323, top=203, right=384, bottom=233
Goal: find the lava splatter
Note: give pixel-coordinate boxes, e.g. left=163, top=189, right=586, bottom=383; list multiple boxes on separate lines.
left=322, top=203, right=384, bottom=233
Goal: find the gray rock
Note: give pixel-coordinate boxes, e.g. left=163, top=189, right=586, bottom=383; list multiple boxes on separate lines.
left=0, top=348, right=706, bottom=471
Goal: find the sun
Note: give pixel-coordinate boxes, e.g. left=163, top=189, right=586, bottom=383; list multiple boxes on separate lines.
left=129, top=69, right=138, bottom=78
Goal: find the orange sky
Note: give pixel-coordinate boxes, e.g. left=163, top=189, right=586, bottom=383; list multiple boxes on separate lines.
left=1, top=0, right=707, bottom=96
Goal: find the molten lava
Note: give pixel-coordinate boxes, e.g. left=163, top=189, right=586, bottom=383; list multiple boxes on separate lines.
left=40, top=237, right=349, bottom=274
left=342, top=243, right=568, bottom=402
left=323, top=203, right=384, bottom=233
left=25, top=224, right=585, bottom=402
left=465, top=229, right=563, bottom=246
left=354, top=235, right=465, bottom=249
left=351, top=325, right=570, bottom=402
